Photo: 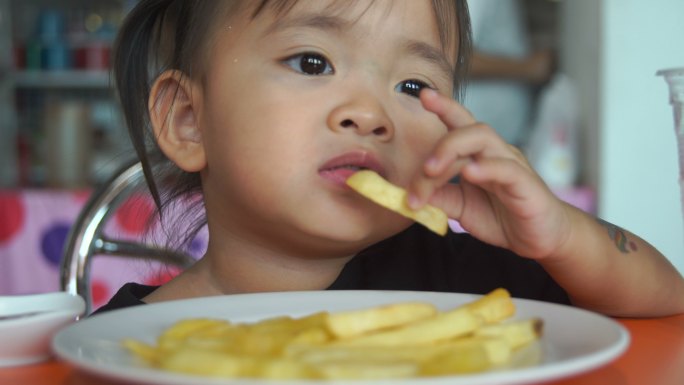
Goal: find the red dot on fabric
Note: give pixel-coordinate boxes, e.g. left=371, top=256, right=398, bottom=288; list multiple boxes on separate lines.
left=145, top=267, right=182, bottom=286
left=115, top=194, right=155, bottom=235
left=72, top=189, right=93, bottom=204
left=0, top=193, right=25, bottom=243
left=90, top=279, right=110, bottom=307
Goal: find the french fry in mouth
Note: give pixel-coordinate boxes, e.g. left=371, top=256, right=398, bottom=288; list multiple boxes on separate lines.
left=345, top=170, right=448, bottom=236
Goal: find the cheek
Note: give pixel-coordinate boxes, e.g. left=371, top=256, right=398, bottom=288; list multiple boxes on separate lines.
left=389, top=113, right=446, bottom=187
left=400, top=117, right=446, bottom=165
left=200, top=92, right=314, bottom=182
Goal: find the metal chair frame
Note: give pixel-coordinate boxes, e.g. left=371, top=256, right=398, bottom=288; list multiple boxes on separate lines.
left=60, top=160, right=194, bottom=314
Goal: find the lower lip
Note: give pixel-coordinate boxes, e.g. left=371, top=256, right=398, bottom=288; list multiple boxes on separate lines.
left=319, top=168, right=358, bottom=187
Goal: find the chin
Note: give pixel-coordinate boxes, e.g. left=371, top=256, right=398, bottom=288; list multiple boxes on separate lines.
left=284, top=199, right=411, bottom=251
left=304, top=219, right=408, bottom=246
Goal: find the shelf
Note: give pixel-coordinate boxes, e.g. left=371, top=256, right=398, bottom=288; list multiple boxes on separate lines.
left=12, top=70, right=112, bottom=89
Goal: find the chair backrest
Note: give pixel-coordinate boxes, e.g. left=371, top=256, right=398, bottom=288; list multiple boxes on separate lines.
left=60, top=159, right=195, bottom=314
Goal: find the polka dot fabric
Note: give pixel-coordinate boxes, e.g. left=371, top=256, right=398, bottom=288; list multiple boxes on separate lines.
left=0, top=190, right=205, bottom=311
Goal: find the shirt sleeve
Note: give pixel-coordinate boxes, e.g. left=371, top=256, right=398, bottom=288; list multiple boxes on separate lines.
left=90, top=282, right=157, bottom=316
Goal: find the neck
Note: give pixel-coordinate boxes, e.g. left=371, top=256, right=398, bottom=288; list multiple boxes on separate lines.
left=143, top=232, right=353, bottom=303
left=203, top=237, right=353, bottom=293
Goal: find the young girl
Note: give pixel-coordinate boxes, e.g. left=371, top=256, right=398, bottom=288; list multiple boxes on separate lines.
left=97, top=0, right=684, bottom=317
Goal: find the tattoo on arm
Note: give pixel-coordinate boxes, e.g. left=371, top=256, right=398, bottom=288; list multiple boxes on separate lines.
left=597, top=219, right=638, bottom=253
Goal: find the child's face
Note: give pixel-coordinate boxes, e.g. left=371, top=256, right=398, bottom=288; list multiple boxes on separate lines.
left=198, top=0, right=457, bottom=256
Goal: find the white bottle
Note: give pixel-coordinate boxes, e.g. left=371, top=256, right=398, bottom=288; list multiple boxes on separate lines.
left=525, top=74, right=579, bottom=188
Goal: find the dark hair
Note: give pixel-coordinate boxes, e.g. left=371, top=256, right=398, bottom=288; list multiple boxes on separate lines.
left=113, top=0, right=472, bottom=250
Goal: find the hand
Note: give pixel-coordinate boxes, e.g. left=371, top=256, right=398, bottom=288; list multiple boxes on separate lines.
left=407, top=89, right=573, bottom=260
left=524, top=49, right=556, bottom=85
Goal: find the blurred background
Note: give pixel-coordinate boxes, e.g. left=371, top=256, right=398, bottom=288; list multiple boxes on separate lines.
left=0, top=0, right=683, bottom=302
left=0, top=0, right=133, bottom=188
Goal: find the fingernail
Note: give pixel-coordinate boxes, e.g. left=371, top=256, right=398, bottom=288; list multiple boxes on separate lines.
left=465, top=162, right=479, bottom=174
left=425, top=156, right=440, bottom=173
left=422, top=88, right=437, bottom=98
left=407, top=194, right=421, bottom=210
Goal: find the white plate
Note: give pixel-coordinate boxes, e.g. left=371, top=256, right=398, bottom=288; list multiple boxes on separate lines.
left=52, top=291, right=629, bottom=385
left=0, top=292, right=85, bottom=367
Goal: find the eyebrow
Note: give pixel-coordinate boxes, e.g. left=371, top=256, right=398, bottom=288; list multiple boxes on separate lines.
left=263, top=14, right=348, bottom=36
left=404, top=40, right=456, bottom=84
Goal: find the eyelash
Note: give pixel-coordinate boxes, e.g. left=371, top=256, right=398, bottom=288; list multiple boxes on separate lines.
left=281, top=52, right=434, bottom=98
left=395, top=79, right=432, bottom=98
left=282, top=52, right=334, bottom=76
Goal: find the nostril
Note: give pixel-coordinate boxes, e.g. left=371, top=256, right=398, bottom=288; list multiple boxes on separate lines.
left=336, top=118, right=390, bottom=137
left=341, top=119, right=355, bottom=128
left=372, top=127, right=388, bottom=136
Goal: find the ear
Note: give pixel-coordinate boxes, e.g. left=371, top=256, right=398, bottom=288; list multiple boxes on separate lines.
left=148, top=70, right=206, bottom=172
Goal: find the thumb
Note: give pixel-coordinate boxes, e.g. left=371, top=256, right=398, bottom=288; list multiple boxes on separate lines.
left=426, top=183, right=465, bottom=221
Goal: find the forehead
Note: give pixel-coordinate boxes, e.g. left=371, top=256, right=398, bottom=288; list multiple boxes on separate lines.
left=264, top=1, right=435, bottom=36
left=246, top=0, right=459, bottom=60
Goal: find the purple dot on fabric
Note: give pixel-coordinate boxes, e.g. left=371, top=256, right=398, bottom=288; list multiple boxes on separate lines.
left=189, top=237, right=206, bottom=257
left=40, top=223, right=72, bottom=268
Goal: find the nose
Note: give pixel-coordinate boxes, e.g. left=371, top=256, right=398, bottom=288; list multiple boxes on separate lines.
left=327, top=96, right=394, bottom=141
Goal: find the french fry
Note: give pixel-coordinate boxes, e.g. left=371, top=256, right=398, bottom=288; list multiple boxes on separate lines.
left=325, top=301, right=437, bottom=338
left=247, top=312, right=327, bottom=334
left=420, top=343, right=491, bottom=376
left=122, top=339, right=159, bottom=364
left=346, top=170, right=448, bottom=236
left=288, top=338, right=510, bottom=366
left=337, top=288, right=514, bottom=349
left=159, top=349, right=254, bottom=378
left=332, top=307, right=481, bottom=347
left=253, top=357, right=320, bottom=380
left=288, top=345, right=428, bottom=364
left=123, top=288, right=543, bottom=380
left=465, top=287, right=516, bottom=324
left=316, top=361, right=419, bottom=379
left=474, top=318, right=543, bottom=350
left=157, top=318, right=232, bottom=351
left=443, top=336, right=512, bottom=366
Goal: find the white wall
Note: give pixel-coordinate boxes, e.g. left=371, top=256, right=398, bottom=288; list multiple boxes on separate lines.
left=563, top=0, right=684, bottom=275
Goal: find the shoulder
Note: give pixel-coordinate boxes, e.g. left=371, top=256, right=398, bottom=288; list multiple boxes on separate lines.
left=90, top=282, right=158, bottom=316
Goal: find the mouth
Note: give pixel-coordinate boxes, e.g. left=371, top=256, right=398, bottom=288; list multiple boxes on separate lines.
left=318, top=151, right=385, bottom=186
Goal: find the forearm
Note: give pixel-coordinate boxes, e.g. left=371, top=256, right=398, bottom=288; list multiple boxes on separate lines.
left=470, top=53, right=531, bottom=79
left=470, top=50, right=553, bottom=84
left=540, top=205, right=684, bottom=317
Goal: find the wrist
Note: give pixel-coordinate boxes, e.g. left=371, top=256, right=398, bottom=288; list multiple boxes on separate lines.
left=540, top=204, right=592, bottom=265
left=538, top=206, right=619, bottom=295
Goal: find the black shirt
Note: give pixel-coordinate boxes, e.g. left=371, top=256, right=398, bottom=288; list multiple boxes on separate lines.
left=93, top=225, right=570, bottom=314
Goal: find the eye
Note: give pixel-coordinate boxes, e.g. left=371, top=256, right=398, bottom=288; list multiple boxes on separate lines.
left=396, top=79, right=431, bottom=98
left=282, top=52, right=334, bottom=75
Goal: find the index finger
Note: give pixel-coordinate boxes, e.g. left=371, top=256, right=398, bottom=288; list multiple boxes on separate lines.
left=420, top=89, right=476, bottom=130
left=405, top=90, right=476, bottom=209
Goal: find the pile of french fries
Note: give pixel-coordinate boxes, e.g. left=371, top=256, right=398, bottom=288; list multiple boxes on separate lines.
left=123, top=288, right=543, bottom=380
